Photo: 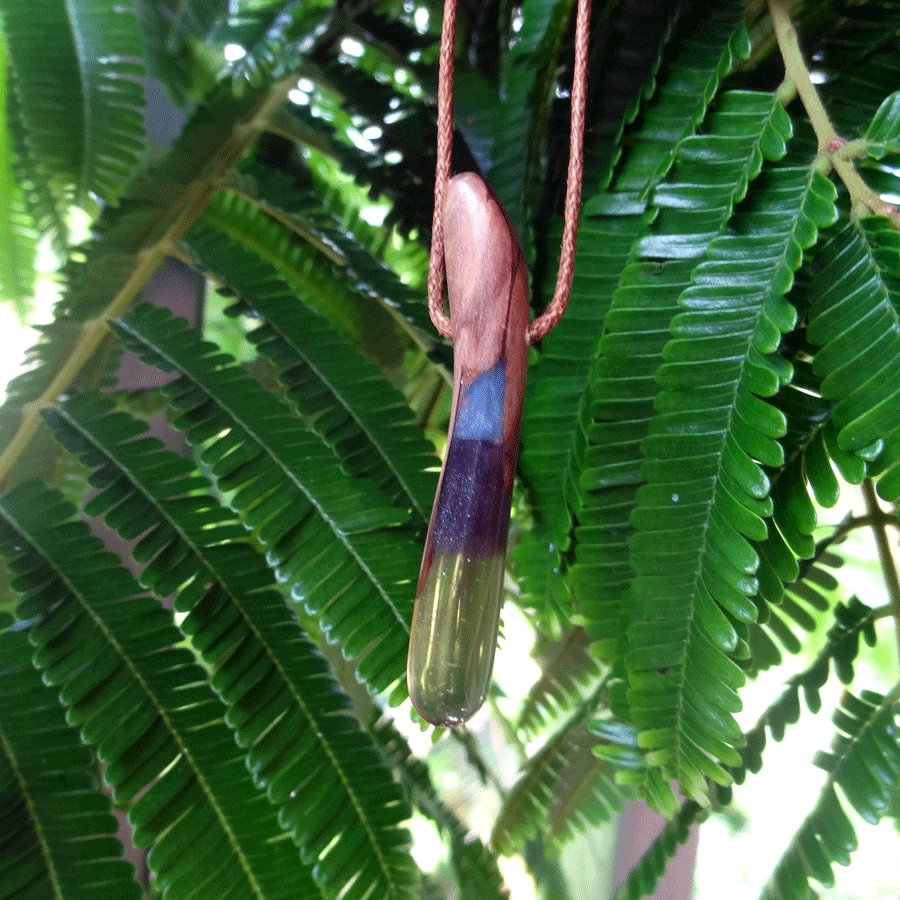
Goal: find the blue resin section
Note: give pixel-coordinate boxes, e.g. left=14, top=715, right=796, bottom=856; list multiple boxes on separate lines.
left=454, top=360, right=506, bottom=442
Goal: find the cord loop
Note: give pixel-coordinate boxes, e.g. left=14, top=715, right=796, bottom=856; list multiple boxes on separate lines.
left=427, top=0, right=590, bottom=344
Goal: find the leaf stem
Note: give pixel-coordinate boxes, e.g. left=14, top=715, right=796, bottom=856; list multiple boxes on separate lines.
left=768, top=0, right=900, bottom=227
left=832, top=138, right=871, bottom=161
left=826, top=513, right=899, bottom=541
left=862, top=479, right=900, bottom=667
left=221, top=176, right=349, bottom=265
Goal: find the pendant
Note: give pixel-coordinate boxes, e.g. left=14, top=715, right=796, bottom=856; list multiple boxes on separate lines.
left=407, top=172, right=529, bottom=727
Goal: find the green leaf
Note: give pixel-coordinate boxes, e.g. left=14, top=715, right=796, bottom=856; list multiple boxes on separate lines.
left=575, top=85, right=801, bottom=685
left=520, top=4, right=749, bottom=634
left=195, top=188, right=405, bottom=362
left=182, top=195, right=440, bottom=523
left=44, top=390, right=418, bottom=900
left=246, top=309, right=438, bottom=523
left=0, top=22, right=338, bottom=484
left=492, top=681, right=629, bottom=854
left=734, top=598, right=879, bottom=782
left=863, top=90, right=900, bottom=158
left=228, top=0, right=337, bottom=91
left=135, top=0, right=228, bottom=103
left=0, top=481, right=319, bottom=900
left=610, top=802, right=704, bottom=900
left=805, top=218, right=900, bottom=501
left=221, top=161, right=443, bottom=359
left=0, top=41, right=37, bottom=305
left=0, top=622, right=142, bottom=900
left=108, top=303, right=420, bottom=696
left=758, top=690, right=900, bottom=900
left=371, top=718, right=506, bottom=900
left=748, top=355, right=860, bottom=667
left=517, top=628, right=603, bottom=737
left=0, top=0, right=146, bottom=211
left=624, top=162, right=838, bottom=805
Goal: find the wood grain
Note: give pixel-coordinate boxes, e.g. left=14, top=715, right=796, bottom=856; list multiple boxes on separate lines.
left=441, top=172, right=529, bottom=491
left=407, top=173, right=530, bottom=726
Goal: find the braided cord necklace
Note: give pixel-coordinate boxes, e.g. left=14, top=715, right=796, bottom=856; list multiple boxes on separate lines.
left=409, top=0, right=592, bottom=726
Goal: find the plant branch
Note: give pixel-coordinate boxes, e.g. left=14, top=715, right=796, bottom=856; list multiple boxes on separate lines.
left=862, top=479, right=900, bottom=666
left=769, top=0, right=900, bottom=227
left=825, top=512, right=899, bottom=542
left=0, top=75, right=301, bottom=489
left=832, top=138, right=871, bottom=161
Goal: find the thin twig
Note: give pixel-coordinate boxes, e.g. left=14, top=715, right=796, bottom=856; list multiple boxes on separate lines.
left=768, top=0, right=900, bottom=227
left=824, top=513, right=899, bottom=542
left=862, top=479, right=900, bottom=666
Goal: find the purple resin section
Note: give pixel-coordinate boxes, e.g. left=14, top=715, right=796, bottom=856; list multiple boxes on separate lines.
left=431, top=438, right=509, bottom=558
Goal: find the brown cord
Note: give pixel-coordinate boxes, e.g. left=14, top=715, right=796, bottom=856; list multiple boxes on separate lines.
left=426, top=0, right=457, bottom=340
left=427, top=0, right=591, bottom=344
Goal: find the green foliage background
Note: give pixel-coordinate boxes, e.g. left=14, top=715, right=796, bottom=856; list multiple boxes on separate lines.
left=1, top=1, right=899, bottom=898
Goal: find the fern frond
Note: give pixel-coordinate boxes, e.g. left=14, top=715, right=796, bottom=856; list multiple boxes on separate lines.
left=745, top=349, right=869, bottom=673
left=610, top=801, right=704, bottom=900
left=577, top=0, right=676, bottom=198
left=749, top=548, right=844, bottom=674
left=0, top=0, right=146, bottom=212
left=246, top=314, right=438, bottom=524
left=758, top=689, right=900, bottom=900
left=0, top=482, right=319, bottom=900
left=0, top=44, right=38, bottom=305
left=228, top=0, right=337, bottom=91
left=0, top=48, right=332, bottom=487
left=805, top=218, right=900, bottom=501
left=0, top=315, right=112, bottom=487
left=518, top=5, right=750, bottom=634
left=43, top=391, right=419, bottom=900
left=0, top=621, right=142, bottom=900
left=575, top=84, right=790, bottom=657
left=624, top=159, right=839, bottom=804
left=734, top=597, right=879, bottom=784
left=135, top=0, right=228, bottom=103
left=108, top=303, right=419, bottom=696
left=610, top=598, right=879, bottom=895
left=183, top=200, right=441, bottom=523
left=371, top=718, right=507, bottom=900
left=223, top=161, right=442, bottom=355
left=255, top=38, right=439, bottom=241
left=516, top=627, right=603, bottom=737
left=770, top=383, right=845, bottom=569
left=491, top=681, right=628, bottom=854
left=0, top=178, right=37, bottom=307
left=627, top=156, right=836, bottom=803
left=195, top=189, right=401, bottom=359
left=2, top=66, right=68, bottom=247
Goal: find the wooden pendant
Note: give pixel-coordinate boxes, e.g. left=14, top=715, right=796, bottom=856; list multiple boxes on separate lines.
left=407, top=172, right=529, bottom=726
